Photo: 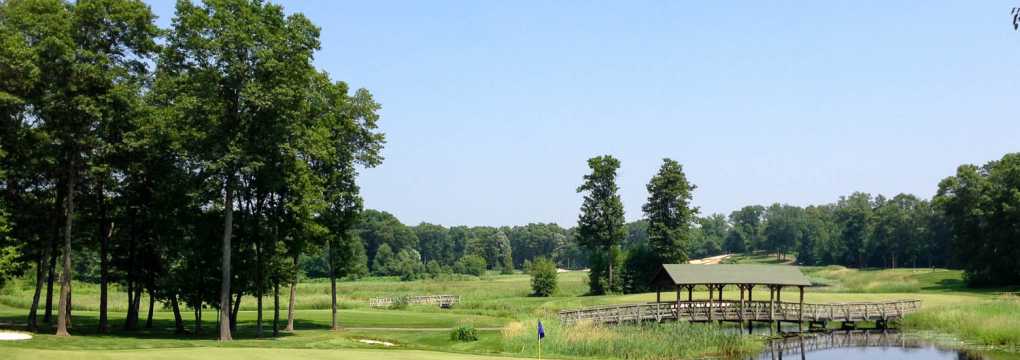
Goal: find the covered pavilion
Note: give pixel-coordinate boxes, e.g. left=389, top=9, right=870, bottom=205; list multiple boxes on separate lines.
left=650, top=264, right=813, bottom=330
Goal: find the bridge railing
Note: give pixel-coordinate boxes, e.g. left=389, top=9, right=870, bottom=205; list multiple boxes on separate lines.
left=558, top=299, right=920, bottom=325
left=368, top=294, right=460, bottom=308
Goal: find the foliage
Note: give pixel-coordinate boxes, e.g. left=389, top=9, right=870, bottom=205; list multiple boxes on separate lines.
left=642, top=158, right=698, bottom=264
left=449, top=324, right=478, bottom=342
left=575, top=155, right=626, bottom=294
left=935, top=153, right=1020, bottom=286
left=453, top=255, right=487, bottom=277
left=528, top=257, right=558, bottom=297
left=621, top=244, right=658, bottom=294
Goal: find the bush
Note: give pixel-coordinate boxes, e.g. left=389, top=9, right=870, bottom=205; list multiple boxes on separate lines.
left=454, top=255, right=487, bottom=276
left=530, top=257, right=558, bottom=297
left=450, top=324, right=478, bottom=342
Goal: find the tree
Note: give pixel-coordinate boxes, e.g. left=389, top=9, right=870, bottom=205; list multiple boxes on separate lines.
left=529, top=257, right=558, bottom=296
left=762, top=204, right=804, bottom=261
left=415, top=222, right=453, bottom=265
left=159, top=0, right=321, bottom=340
left=692, top=214, right=727, bottom=259
left=575, top=155, right=626, bottom=294
left=356, top=210, right=417, bottom=273
left=642, top=158, right=698, bottom=264
left=1, top=0, right=158, bottom=336
left=935, top=153, right=1020, bottom=286
left=834, top=193, right=874, bottom=268
left=453, top=254, right=486, bottom=276
left=726, top=205, right=765, bottom=253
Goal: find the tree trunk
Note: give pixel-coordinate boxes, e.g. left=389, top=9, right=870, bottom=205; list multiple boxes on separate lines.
left=194, top=307, right=202, bottom=335
left=44, top=227, right=57, bottom=323
left=327, top=239, right=338, bottom=330
left=27, top=250, right=46, bottom=331
left=230, top=291, right=241, bottom=332
left=285, top=253, right=298, bottom=331
left=55, top=159, right=76, bottom=337
left=125, top=280, right=135, bottom=329
left=97, top=213, right=111, bottom=330
left=146, top=289, right=156, bottom=329
left=170, top=294, right=185, bottom=334
left=255, top=242, right=262, bottom=338
left=607, top=248, right=614, bottom=293
left=272, top=282, right=279, bottom=337
left=218, top=177, right=235, bottom=341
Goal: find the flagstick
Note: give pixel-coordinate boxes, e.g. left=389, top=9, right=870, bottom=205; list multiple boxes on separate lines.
left=538, top=337, right=542, bottom=360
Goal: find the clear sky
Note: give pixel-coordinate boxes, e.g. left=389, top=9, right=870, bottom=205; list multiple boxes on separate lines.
left=146, top=1, right=1020, bottom=227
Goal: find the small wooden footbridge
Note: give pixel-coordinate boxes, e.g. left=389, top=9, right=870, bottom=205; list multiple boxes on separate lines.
left=559, top=264, right=921, bottom=330
left=369, top=294, right=460, bottom=308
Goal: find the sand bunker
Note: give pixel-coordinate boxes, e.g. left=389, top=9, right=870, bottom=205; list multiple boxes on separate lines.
left=0, top=331, right=32, bottom=341
left=357, top=339, right=395, bottom=347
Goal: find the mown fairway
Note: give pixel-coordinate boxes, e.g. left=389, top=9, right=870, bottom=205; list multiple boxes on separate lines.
left=0, top=265, right=1017, bottom=359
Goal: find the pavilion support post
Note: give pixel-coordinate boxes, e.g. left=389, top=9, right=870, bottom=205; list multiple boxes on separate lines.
left=656, top=286, right=661, bottom=303
left=687, top=285, right=693, bottom=302
left=798, top=286, right=805, bottom=333
left=718, top=285, right=723, bottom=301
left=707, top=285, right=714, bottom=322
left=676, top=285, right=681, bottom=319
left=739, top=285, right=745, bottom=324
left=746, top=285, right=755, bottom=334
left=769, top=285, right=776, bottom=335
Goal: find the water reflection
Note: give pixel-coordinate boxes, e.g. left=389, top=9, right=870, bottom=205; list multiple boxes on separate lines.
left=754, top=330, right=990, bottom=360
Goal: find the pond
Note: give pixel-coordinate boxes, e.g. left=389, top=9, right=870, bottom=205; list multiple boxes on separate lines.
left=751, top=330, right=1008, bottom=360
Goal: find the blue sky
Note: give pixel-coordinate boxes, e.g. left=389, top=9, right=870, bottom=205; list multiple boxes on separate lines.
left=146, top=1, right=1020, bottom=227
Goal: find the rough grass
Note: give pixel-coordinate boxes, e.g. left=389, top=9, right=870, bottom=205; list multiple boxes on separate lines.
left=2, top=266, right=1016, bottom=358
left=902, top=298, right=1020, bottom=346
left=803, top=266, right=969, bottom=293
left=5, top=348, right=532, bottom=360
left=501, top=319, right=761, bottom=360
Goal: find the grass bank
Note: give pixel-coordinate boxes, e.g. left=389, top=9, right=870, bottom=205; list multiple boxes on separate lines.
left=501, top=319, right=761, bottom=360
left=902, top=298, right=1020, bottom=347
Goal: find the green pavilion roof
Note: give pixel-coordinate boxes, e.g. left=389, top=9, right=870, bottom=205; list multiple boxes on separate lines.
left=652, top=264, right=812, bottom=287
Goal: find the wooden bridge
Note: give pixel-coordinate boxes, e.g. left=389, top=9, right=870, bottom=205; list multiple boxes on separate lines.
left=368, top=294, right=460, bottom=308
left=558, top=299, right=921, bottom=326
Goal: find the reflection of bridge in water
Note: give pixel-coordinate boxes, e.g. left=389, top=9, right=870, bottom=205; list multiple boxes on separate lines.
left=756, top=330, right=985, bottom=360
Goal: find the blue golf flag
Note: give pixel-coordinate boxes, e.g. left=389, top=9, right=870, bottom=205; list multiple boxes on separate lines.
left=537, top=320, right=545, bottom=339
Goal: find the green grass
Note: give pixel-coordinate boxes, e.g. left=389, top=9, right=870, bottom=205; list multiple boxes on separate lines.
left=4, top=348, right=532, bottom=360
left=902, top=298, right=1020, bottom=346
left=501, top=319, right=761, bottom=360
left=1, top=266, right=1017, bottom=359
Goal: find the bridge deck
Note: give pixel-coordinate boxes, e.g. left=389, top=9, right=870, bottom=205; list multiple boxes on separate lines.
left=558, top=299, right=920, bottom=325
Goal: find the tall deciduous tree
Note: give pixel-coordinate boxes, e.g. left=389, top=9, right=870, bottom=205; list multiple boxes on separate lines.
left=159, top=0, right=320, bottom=340
left=576, top=155, right=626, bottom=294
left=642, top=158, right=698, bottom=264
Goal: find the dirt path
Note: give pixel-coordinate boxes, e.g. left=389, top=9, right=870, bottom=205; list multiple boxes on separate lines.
left=687, top=254, right=732, bottom=265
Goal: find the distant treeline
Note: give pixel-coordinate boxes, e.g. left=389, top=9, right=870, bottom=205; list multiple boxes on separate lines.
left=291, top=153, right=1020, bottom=292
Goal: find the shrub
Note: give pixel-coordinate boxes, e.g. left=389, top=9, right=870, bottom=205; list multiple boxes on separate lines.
left=450, top=324, right=478, bottom=342
left=530, top=257, right=558, bottom=297
left=454, top=255, right=487, bottom=276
